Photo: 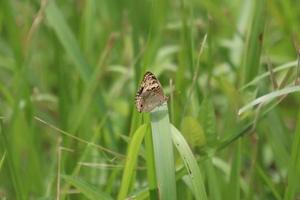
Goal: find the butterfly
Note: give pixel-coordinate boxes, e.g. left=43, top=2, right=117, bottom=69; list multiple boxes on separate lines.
left=135, top=71, right=168, bottom=112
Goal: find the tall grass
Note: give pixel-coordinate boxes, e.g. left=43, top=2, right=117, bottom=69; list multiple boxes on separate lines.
left=1, top=0, right=300, bottom=199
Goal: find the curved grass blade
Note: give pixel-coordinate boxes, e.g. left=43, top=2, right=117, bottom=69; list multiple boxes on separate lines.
left=238, top=85, right=300, bottom=115
left=117, top=124, right=148, bottom=200
left=170, top=124, right=208, bottom=200
left=45, top=1, right=91, bottom=82
left=240, top=60, right=297, bottom=90
left=150, top=103, right=177, bottom=200
left=62, top=175, right=113, bottom=200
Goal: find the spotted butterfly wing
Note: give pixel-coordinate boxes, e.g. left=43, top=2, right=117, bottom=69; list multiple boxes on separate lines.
left=135, top=71, right=168, bottom=112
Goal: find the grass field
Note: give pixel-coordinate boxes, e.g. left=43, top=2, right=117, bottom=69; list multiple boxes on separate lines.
left=1, top=0, right=300, bottom=199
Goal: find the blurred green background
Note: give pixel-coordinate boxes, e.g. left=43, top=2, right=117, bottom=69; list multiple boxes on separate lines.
left=1, top=0, right=300, bottom=199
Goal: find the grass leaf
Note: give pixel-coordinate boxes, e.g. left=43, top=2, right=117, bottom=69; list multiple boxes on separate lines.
left=239, top=85, right=300, bottom=115
left=284, top=110, right=300, bottom=200
left=170, top=124, right=208, bottom=200
left=62, top=175, right=113, bottom=200
left=240, top=60, right=298, bottom=90
left=45, top=1, right=91, bottom=82
left=150, top=103, right=177, bottom=200
left=226, top=139, right=241, bottom=200
left=256, top=164, right=281, bottom=200
left=242, top=0, right=266, bottom=83
left=118, top=124, right=148, bottom=200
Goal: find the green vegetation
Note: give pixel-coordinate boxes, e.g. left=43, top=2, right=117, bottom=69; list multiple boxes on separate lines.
left=1, top=0, right=300, bottom=199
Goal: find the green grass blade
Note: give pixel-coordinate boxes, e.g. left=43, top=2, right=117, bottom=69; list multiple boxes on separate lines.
left=204, top=159, right=221, bottom=200
left=265, top=112, right=289, bottom=168
left=227, top=139, right=241, bottom=200
left=150, top=103, right=177, bottom=200
left=242, top=0, right=266, bottom=83
left=68, top=35, right=114, bottom=133
left=1, top=0, right=23, bottom=66
left=0, top=121, right=25, bottom=199
left=170, top=124, right=208, bottom=200
left=0, top=151, right=6, bottom=171
left=240, top=60, right=298, bottom=90
left=255, top=164, right=281, bottom=200
left=284, top=109, right=300, bottom=200
left=117, top=124, right=148, bottom=200
left=62, top=175, right=113, bottom=200
left=45, top=1, right=91, bottom=82
left=239, top=85, right=300, bottom=115
left=144, top=126, right=158, bottom=200
left=80, top=0, right=96, bottom=53
left=69, top=116, right=108, bottom=177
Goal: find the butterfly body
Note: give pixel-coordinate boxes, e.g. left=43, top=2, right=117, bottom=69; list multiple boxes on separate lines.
left=135, top=71, right=168, bottom=112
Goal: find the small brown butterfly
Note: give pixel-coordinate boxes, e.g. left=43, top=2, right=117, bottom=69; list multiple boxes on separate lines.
left=135, top=71, right=168, bottom=112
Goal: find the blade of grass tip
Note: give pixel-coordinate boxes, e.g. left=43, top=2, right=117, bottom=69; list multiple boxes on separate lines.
left=238, top=85, right=300, bottom=115
left=45, top=0, right=91, bottom=82
left=240, top=60, right=297, bottom=90
left=220, top=91, right=291, bottom=152
left=117, top=124, right=148, bottom=200
left=284, top=109, right=300, bottom=200
left=170, top=124, right=208, bottom=200
left=62, top=175, right=113, bottom=200
left=150, top=103, right=177, bottom=200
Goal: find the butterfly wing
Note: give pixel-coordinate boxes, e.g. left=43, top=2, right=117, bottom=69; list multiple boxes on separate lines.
left=135, top=71, right=167, bottom=112
left=141, top=87, right=167, bottom=112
